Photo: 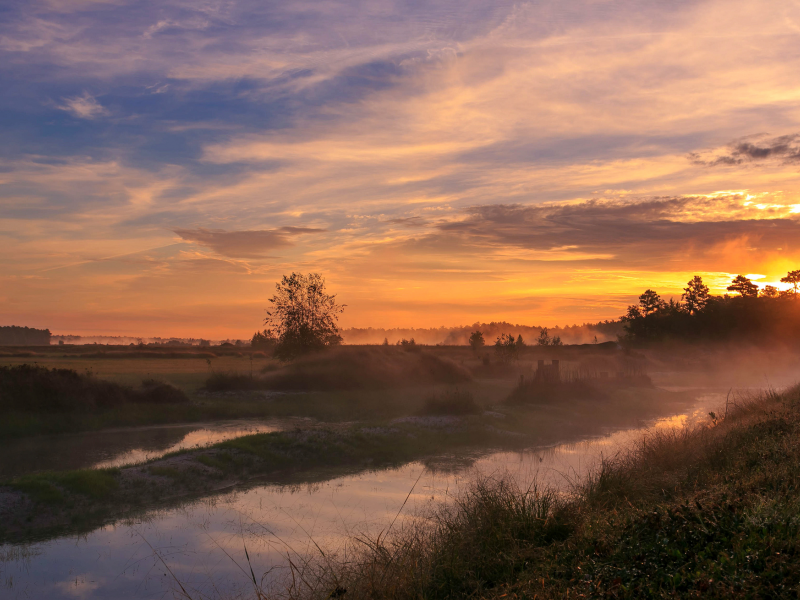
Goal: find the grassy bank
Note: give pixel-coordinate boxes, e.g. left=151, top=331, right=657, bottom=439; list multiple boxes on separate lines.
left=297, top=385, right=800, bottom=600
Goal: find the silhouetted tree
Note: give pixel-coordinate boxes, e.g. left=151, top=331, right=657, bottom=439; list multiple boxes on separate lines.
left=468, top=330, right=485, bottom=352
left=638, top=289, right=663, bottom=315
left=251, top=329, right=276, bottom=350
left=761, top=285, right=780, bottom=299
left=727, top=275, right=759, bottom=298
left=382, top=337, right=389, bottom=346
left=494, top=333, right=519, bottom=362
left=682, top=276, right=710, bottom=314
left=551, top=335, right=563, bottom=346
left=781, top=270, right=800, bottom=297
left=265, top=273, right=344, bottom=361
left=516, top=334, right=525, bottom=348
left=537, top=328, right=550, bottom=346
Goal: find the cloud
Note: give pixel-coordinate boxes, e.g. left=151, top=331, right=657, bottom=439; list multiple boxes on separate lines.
left=428, top=196, right=800, bottom=266
left=385, top=216, right=428, bottom=227
left=55, top=92, right=108, bottom=119
left=691, top=134, right=800, bottom=166
left=172, top=226, right=325, bottom=258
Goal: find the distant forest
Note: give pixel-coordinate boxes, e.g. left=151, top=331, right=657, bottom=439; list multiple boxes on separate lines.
left=0, top=326, right=51, bottom=346
left=341, top=320, right=623, bottom=346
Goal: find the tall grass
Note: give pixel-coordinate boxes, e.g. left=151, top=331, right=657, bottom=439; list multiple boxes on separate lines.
left=273, top=476, right=569, bottom=600
left=286, top=385, right=800, bottom=599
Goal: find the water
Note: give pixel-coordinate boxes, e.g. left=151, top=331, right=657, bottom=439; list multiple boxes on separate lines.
left=0, top=420, right=295, bottom=480
left=0, top=391, right=727, bottom=600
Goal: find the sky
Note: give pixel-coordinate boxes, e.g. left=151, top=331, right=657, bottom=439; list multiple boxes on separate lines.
left=2, top=0, right=800, bottom=338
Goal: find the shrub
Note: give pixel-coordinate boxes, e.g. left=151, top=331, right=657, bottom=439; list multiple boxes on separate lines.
left=0, top=365, right=189, bottom=412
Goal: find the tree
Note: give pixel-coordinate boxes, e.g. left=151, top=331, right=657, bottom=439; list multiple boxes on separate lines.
left=494, top=333, right=519, bottom=362
left=551, top=335, right=563, bottom=346
left=682, top=276, right=710, bottom=314
left=516, top=334, right=526, bottom=348
left=264, top=273, right=345, bottom=361
left=623, top=305, right=642, bottom=321
left=251, top=329, right=276, bottom=350
left=468, top=330, right=485, bottom=352
left=537, top=328, right=551, bottom=346
left=761, top=285, right=780, bottom=299
left=727, top=275, right=759, bottom=298
left=781, top=270, right=800, bottom=297
left=638, top=289, right=663, bottom=315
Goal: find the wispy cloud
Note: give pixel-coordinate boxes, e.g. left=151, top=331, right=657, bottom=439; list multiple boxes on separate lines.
left=172, top=226, right=326, bottom=258
left=54, top=92, right=108, bottom=119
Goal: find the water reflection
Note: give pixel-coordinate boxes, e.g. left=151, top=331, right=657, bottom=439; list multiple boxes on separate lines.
left=0, top=420, right=289, bottom=479
left=0, top=391, right=727, bottom=600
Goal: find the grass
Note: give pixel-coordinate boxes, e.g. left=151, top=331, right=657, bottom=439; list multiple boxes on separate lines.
left=205, top=346, right=474, bottom=392
left=291, top=385, right=800, bottom=600
left=11, top=468, right=120, bottom=503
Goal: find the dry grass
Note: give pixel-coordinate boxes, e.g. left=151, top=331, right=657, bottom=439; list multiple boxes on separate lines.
left=205, top=346, right=473, bottom=392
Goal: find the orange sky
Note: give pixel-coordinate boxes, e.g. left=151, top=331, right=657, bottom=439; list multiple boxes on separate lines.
left=2, top=0, right=800, bottom=337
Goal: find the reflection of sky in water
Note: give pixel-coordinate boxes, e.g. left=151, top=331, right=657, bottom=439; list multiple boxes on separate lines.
left=92, top=421, right=286, bottom=469
left=0, top=392, right=728, bottom=599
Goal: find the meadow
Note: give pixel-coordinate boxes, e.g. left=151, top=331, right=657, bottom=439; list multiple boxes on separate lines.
left=0, top=342, right=643, bottom=439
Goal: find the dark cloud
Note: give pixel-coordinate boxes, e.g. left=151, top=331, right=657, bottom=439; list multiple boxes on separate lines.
left=385, top=216, right=428, bottom=227
left=429, top=197, right=800, bottom=266
left=691, top=134, right=800, bottom=167
left=172, top=226, right=325, bottom=257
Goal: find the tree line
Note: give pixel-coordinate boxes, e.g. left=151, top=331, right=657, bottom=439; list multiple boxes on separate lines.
left=621, top=270, right=800, bottom=343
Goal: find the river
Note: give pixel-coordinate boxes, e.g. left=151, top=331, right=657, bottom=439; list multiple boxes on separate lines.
left=0, top=387, right=734, bottom=600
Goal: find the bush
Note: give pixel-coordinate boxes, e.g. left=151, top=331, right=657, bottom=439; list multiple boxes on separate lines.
left=0, top=365, right=189, bottom=412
